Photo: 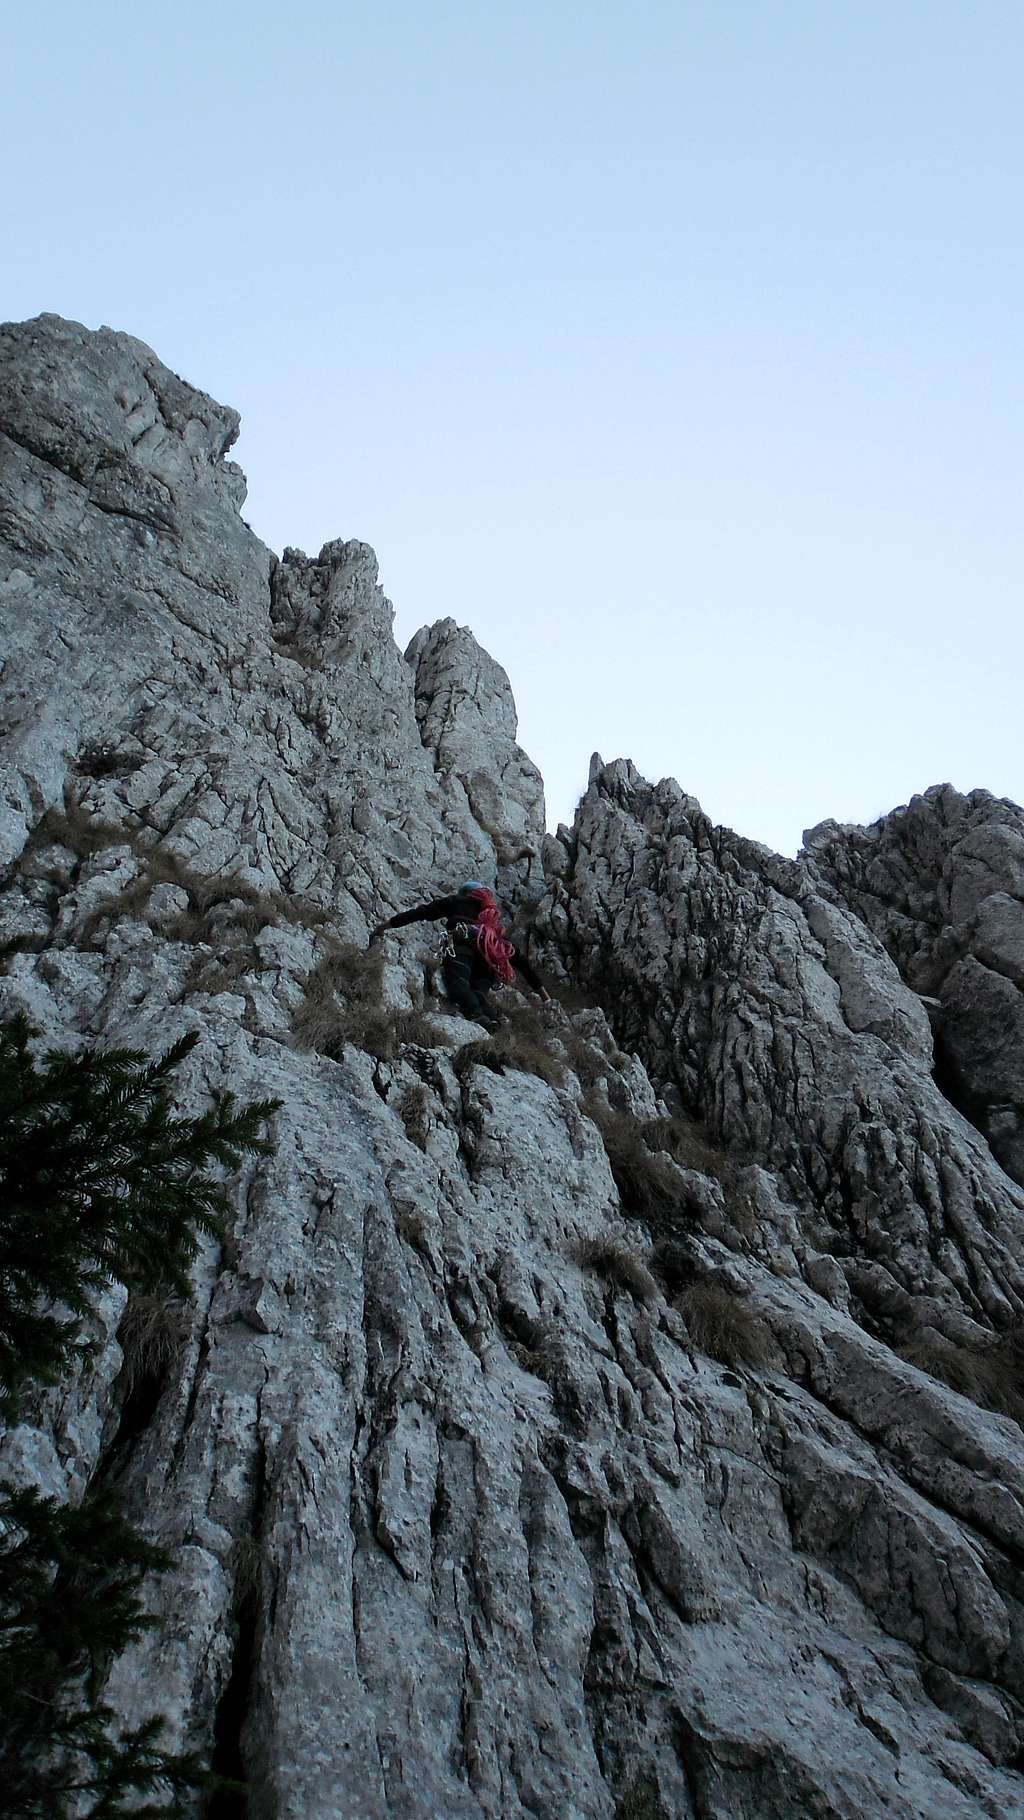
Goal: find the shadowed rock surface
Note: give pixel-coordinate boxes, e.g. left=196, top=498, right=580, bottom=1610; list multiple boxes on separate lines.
left=3, top=314, right=1024, bottom=1819
left=805, top=789, right=1024, bottom=1187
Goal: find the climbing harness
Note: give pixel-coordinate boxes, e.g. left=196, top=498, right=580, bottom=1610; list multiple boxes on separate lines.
left=438, top=922, right=471, bottom=962
left=438, top=919, right=510, bottom=990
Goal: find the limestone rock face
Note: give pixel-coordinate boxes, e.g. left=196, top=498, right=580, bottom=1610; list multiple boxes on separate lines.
left=2, top=316, right=1024, bottom=1820
left=407, top=617, right=545, bottom=887
left=805, top=787, right=1024, bottom=1184
left=0, top=316, right=533, bottom=923
left=534, top=762, right=1024, bottom=1329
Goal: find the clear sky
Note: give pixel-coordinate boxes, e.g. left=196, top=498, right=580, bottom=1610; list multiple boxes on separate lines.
left=7, top=2, right=1022, bottom=853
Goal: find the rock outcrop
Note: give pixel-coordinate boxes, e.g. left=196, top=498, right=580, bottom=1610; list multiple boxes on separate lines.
left=2, top=315, right=1024, bottom=1820
left=805, top=788, right=1024, bottom=1186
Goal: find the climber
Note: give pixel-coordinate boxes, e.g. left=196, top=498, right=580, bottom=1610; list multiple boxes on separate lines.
left=370, top=883, right=548, bottom=1030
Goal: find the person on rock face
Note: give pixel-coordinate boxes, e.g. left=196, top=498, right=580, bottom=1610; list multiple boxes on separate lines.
left=370, top=882, right=548, bottom=1030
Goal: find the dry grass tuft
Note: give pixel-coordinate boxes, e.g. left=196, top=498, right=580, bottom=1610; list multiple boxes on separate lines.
left=38, top=793, right=339, bottom=950
left=727, top=1188, right=759, bottom=1241
left=187, top=954, right=255, bottom=997
left=899, top=1332, right=1024, bottom=1431
left=218, top=1224, right=242, bottom=1272
left=396, top=1082, right=434, bottom=1151
left=504, top=1000, right=553, bottom=1039
left=37, top=802, right=132, bottom=860
left=283, top=897, right=339, bottom=932
left=81, top=878, right=157, bottom=945
left=453, top=1017, right=568, bottom=1089
left=643, top=1112, right=742, bottom=1184
left=293, top=940, right=441, bottom=1060
left=117, top=1293, right=191, bottom=1392
left=562, top=1028, right=615, bottom=1089
left=676, top=1282, right=778, bottom=1368
left=584, top=1100, right=693, bottom=1229
left=582, top=1091, right=751, bottom=1238
left=616, top=1781, right=669, bottom=1820
left=363, top=1008, right=444, bottom=1061
left=209, top=903, right=272, bottom=940
left=569, top=1235, right=660, bottom=1306
left=292, top=939, right=378, bottom=1053
left=161, top=906, right=211, bottom=945
left=163, top=875, right=335, bottom=944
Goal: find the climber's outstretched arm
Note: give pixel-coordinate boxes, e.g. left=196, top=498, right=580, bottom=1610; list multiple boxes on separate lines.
left=370, top=893, right=479, bottom=943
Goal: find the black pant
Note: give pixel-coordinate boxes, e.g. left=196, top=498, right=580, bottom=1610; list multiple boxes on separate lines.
left=442, top=951, right=497, bottom=1024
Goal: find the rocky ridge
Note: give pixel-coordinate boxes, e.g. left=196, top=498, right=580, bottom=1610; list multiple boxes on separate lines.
left=2, top=314, right=1024, bottom=1820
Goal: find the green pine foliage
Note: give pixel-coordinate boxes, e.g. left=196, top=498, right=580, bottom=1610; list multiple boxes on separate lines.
left=0, top=1016, right=279, bottom=1417
left=0, top=1482, right=208, bottom=1817
left=0, top=1013, right=279, bottom=1813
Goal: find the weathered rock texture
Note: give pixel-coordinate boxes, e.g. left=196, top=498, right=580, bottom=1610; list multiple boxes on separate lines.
left=805, top=789, right=1024, bottom=1187
left=2, top=314, right=1024, bottom=1820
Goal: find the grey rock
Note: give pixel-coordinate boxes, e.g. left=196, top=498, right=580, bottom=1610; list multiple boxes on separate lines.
left=407, top=616, right=546, bottom=885
left=534, top=761, right=1024, bottom=1329
left=805, top=785, right=1024, bottom=1183
left=2, top=315, right=1024, bottom=1819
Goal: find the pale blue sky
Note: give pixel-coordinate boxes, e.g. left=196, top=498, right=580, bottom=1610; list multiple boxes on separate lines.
left=7, top=2, right=1022, bottom=852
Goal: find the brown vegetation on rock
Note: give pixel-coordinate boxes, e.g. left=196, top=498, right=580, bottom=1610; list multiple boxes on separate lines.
left=899, top=1330, right=1024, bottom=1432
left=568, top=1233, right=660, bottom=1306
left=116, top=1294, right=191, bottom=1394
left=584, top=1099, right=696, bottom=1228
left=293, top=939, right=441, bottom=1061
left=615, top=1779, right=669, bottom=1820
left=28, top=796, right=342, bottom=955
left=453, top=1002, right=568, bottom=1089
left=396, top=1082, right=434, bottom=1151
left=644, top=1112, right=743, bottom=1185
left=676, top=1282, right=779, bottom=1368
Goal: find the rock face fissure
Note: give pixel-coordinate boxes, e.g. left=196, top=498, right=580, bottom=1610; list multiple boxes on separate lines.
left=206, top=1585, right=258, bottom=1817
left=2, top=313, right=1024, bottom=1820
